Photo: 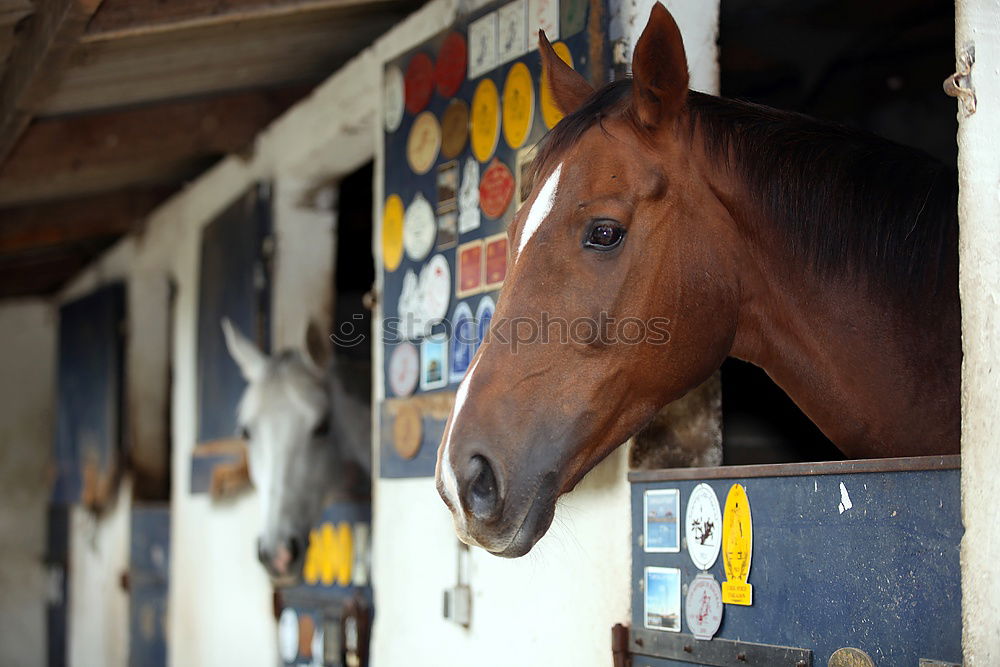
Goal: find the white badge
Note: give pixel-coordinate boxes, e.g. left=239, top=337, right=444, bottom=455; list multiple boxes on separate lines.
left=685, top=572, right=724, bottom=640
left=277, top=608, right=299, bottom=664
left=419, top=254, right=452, bottom=332
left=458, top=157, right=481, bottom=234
left=388, top=341, right=419, bottom=397
left=498, top=0, right=528, bottom=64
left=685, top=483, right=722, bottom=570
left=468, top=12, right=498, bottom=79
left=397, top=269, right=422, bottom=340
left=404, top=193, right=436, bottom=261
left=383, top=65, right=404, bottom=133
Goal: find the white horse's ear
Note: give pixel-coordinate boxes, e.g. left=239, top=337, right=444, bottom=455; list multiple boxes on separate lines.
left=303, top=319, right=330, bottom=375
left=222, top=318, right=267, bottom=382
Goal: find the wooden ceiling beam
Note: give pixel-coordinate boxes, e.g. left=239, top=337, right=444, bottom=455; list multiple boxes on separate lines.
left=0, top=85, right=307, bottom=206
left=85, top=0, right=407, bottom=41
left=0, top=0, right=105, bottom=164
left=0, top=188, right=171, bottom=254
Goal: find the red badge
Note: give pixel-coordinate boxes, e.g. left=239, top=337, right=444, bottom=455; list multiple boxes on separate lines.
left=435, top=32, right=467, bottom=99
left=404, top=52, right=434, bottom=115
left=484, top=233, right=508, bottom=290
left=457, top=240, right=484, bottom=298
left=478, top=159, right=515, bottom=219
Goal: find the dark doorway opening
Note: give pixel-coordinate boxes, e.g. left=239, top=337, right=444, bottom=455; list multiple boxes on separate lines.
left=717, top=0, right=956, bottom=464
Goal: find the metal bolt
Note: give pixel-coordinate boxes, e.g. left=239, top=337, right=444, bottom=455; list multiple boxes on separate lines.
left=683, top=645, right=693, bottom=653
left=796, top=661, right=808, bottom=667
left=634, top=637, right=644, bottom=647
left=737, top=653, right=748, bottom=662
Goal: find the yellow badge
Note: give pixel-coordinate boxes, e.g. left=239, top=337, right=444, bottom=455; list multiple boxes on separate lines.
left=470, top=78, right=500, bottom=163
left=406, top=111, right=441, bottom=175
left=540, top=41, right=574, bottom=129
left=502, top=62, right=534, bottom=149
left=382, top=194, right=404, bottom=272
left=721, top=483, right=753, bottom=605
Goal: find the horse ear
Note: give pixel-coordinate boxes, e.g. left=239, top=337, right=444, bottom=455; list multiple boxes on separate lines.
left=539, top=30, right=594, bottom=116
left=631, top=3, right=689, bottom=128
left=221, top=318, right=267, bottom=382
left=303, top=319, right=330, bottom=374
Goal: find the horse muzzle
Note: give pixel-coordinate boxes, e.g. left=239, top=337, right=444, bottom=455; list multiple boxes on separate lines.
left=437, top=451, right=558, bottom=558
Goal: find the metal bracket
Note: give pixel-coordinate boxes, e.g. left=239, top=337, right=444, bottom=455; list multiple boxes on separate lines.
left=943, top=42, right=976, bottom=117
left=630, top=628, right=811, bottom=666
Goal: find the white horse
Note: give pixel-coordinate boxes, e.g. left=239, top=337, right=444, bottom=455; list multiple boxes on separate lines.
left=222, top=319, right=371, bottom=579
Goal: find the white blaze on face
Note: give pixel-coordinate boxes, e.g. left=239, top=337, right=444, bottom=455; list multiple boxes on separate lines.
left=516, top=162, right=563, bottom=261
left=439, top=354, right=483, bottom=523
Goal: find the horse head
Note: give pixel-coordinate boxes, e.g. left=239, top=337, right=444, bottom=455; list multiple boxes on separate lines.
left=223, top=319, right=371, bottom=579
left=435, top=5, right=739, bottom=557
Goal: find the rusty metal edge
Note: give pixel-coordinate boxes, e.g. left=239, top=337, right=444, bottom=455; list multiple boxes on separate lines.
left=627, top=455, right=960, bottom=483
left=629, top=628, right=811, bottom=666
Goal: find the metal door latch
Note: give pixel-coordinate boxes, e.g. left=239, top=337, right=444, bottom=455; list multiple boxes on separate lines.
left=944, top=43, right=976, bottom=117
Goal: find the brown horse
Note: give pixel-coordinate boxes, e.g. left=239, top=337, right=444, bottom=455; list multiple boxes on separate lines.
left=435, top=4, right=959, bottom=558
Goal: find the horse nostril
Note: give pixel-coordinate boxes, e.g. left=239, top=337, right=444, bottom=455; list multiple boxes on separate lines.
left=465, top=454, right=501, bottom=521
left=287, top=536, right=301, bottom=565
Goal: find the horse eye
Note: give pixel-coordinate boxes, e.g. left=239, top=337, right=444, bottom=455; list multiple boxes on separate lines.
left=584, top=222, right=625, bottom=250
left=313, top=416, right=331, bottom=438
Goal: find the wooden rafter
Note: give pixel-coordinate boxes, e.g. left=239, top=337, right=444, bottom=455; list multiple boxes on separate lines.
left=0, top=188, right=170, bottom=254
left=0, top=0, right=105, bottom=163
left=86, top=0, right=408, bottom=41
left=0, top=85, right=307, bottom=206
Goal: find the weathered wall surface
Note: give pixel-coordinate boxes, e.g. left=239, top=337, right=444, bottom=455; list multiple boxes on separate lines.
left=957, top=0, right=1000, bottom=663
left=0, top=301, right=55, bottom=667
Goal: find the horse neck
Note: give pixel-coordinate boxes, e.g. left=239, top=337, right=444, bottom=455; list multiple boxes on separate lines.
left=704, top=150, right=961, bottom=457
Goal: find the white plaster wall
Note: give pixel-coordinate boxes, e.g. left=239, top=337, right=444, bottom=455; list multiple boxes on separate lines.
left=67, top=482, right=131, bottom=667
left=957, top=0, right=1000, bottom=663
left=0, top=300, right=55, bottom=667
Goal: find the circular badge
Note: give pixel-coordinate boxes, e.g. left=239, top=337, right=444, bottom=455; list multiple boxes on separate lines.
left=406, top=111, right=441, bottom=175
left=278, top=608, right=299, bottom=664
left=502, top=62, right=534, bottom=149
left=383, top=65, right=405, bottom=133
left=388, top=342, right=419, bottom=397
left=393, top=403, right=423, bottom=459
left=403, top=193, right=436, bottom=261
left=475, top=296, right=495, bottom=350
left=397, top=269, right=422, bottom=340
left=540, top=41, right=574, bottom=129
left=470, top=78, right=500, bottom=163
left=404, top=52, right=434, bottom=114
left=441, top=99, right=470, bottom=160
left=685, top=483, right=722, bottom=571
left=382, top=194, right=404, bottom=272
left=419, top=254, right=452, bottom=327
left=685, top=573, right=724, bottom=641
left=479, top=159, right=515, bottom=219
left=435, top=31, right=467, bottom=98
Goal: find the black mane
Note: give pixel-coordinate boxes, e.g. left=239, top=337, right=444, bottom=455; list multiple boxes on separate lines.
left=533, top=79, right=958, bottom=301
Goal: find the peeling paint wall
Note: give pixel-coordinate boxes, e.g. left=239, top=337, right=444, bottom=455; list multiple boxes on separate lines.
left=956, top=0, right=1000, bottom=663
left=0, top=300, right=55, bottom=667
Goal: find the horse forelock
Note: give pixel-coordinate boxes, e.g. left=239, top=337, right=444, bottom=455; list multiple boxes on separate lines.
left=238, top=352, right=328, bottom=428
